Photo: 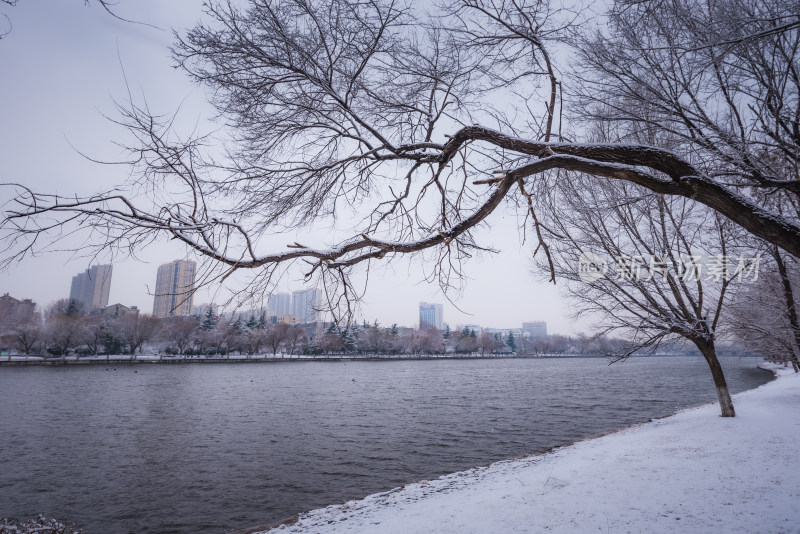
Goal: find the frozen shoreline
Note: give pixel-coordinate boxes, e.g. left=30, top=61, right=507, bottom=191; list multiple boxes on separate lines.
left=259, top=362, right=799, bottom=534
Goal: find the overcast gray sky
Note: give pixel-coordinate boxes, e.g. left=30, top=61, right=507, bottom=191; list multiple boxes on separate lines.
left=0, top=0, right=582, bottom=334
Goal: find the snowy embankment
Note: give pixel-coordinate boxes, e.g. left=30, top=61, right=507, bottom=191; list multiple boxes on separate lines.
left=264, top=363, right=799, bottom=534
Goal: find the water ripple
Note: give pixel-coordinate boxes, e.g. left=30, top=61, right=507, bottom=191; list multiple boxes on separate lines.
left=0, top=356, right=771, bottom=533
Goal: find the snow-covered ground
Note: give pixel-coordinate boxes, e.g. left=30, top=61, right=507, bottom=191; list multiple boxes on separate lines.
left=264, top=362, right=800, bottom=534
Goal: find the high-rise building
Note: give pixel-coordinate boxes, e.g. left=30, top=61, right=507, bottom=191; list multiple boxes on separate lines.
left=522, top=321, right=548, bottom=339
left=152, top=260, right=196, bottom=318
left=291, top=288, right=319, bottom=323
left=69, top=264, right=112, bottom=312
left=419, top=302, right=444, bottom=330
left=268, top=292, right=292, bottom=317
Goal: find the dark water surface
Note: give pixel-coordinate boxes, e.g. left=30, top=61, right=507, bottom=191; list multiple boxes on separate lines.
left=0, top=357, right=771, bottom=533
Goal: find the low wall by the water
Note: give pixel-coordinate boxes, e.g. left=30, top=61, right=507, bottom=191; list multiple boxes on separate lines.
left=0, top=352, right=760, bottom=366
left=0, top=353, right=566, bottom=365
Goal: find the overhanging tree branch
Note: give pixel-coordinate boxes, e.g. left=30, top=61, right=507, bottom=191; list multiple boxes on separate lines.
left=1, top=0, right=798, bottom=317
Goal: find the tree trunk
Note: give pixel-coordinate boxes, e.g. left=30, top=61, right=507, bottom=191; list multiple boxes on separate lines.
left=773, top=248, right=800, bottom=372
left=697, top=341, right=735, bottom=417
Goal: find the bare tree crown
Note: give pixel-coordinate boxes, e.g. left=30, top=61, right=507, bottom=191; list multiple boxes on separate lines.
left=2, top=0, right=798, bottom=319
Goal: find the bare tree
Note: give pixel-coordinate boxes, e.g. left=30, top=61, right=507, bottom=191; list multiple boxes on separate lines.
left=0, top=297, right=37, bottom=344
left=360, top=322, right=384, bottom=354
left=772, top=249, right=800, bottom=369
left=11, top=322, right=40, bottom=355
left=284, top=325, right=304, bottom=355
left=455, top=327, right=478, bottom=354
left=729, top=247, right=800, bottom=370
left=117, top=313, right=160, bottom=356
left=0, top=0, right=797, bottom=321
left=575, top=0, right=800, bottom=185
left=79, top=315, right=108, bottom=356
left=44, top=315, right=80, bottom=356
left=537, top=174, right=752, bottom=416
left=571, top=0, right=800, bottom=253
left=519, top=334, right=572, bottom=355
left=193, top=327, right=216, bottom=356
left=44, top=298, right=84, bottom=320
left=264, top=323, right=289, bottom=355
left=218, top=321, right=245, bottom=356
left=315, top=324, right=334, bottom=354
left=419, top=326, right=444, bottom=354
left=477, top=331, right=502, bottom=355
left=241, top=328, right=266, bottom=356
left=209, top=327, right=229, bottom=355
left=160, top=316, right=197, bottom=355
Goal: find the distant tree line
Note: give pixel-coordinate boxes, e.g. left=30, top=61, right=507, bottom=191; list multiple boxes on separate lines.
left=0, top=299, right=160, bottom=359
left=3, top=298, right=753, bottom=359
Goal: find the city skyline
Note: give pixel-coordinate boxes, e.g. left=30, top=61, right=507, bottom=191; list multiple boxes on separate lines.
left=0, top=2, right=579, bottom=335
left=3, top=284, right=552, bottom=334
left=0, top=3, right=793, bottom=534
left=6, top=248, right=559, bottom=330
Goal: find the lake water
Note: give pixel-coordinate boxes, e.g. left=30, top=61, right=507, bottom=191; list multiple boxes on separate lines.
left=0, top=357, right=772, bottom=533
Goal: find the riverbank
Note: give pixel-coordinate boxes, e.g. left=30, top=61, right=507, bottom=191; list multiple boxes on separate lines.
left=259, top=362, right=799, bottom=534
left=0, top=354, right=558, bottom=365
left=0, top=352, right=745, bottom=365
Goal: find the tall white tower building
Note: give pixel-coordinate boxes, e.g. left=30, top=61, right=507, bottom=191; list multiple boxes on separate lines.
left=419, top=302, right=444, bottom=330
left=69, top=264, right=112, bottom=312
left=268, top=292, right=292, bottom=317
left=291, top=288, right=320, bottom=323
left=152, top=260, right=196, bottom=318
